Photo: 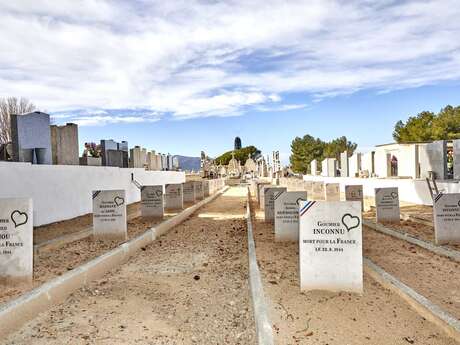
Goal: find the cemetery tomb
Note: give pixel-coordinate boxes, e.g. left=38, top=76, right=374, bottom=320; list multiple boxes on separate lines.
left=324, top=183, right=340, bottom=201
left=375, top=187, right=400, bottom=223
left=141, top=185, right=164, bottom=218
left=299, top=200, right=363, bottom=293
left=345, top=185, right=364, bottom=211
left=340, top=150, right=349, bottom=177
left=0, top=198, right=33, bottom=285
left=183, top=182, right=196, bottom=203
left=194, top=181, right=204, bottom=200
left=50, top=123, right=79, bottom=165
left=433, top=193, right=460, bottom=244
left=10, top=112, right=52, bottom=164
left=258, top=183, right=270, bottom=209
left=311, top=182, right=325, bottom=200
left=92, top=190, right=127, bottom=240
left=165, top=184, right=184, bottom=210
left=274, top=191, right=307, bottom=241
left=264, top=187, right=287, bottom=222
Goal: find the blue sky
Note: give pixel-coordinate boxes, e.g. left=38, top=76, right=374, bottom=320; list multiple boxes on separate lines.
left=1, top=1, right=460, bottom=164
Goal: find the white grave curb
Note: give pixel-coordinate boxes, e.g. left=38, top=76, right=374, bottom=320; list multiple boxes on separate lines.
left=363, top=219, right=460, bottom=263
left=364, top=258, right=460, bottom=340
left=0, top=186, right=229, bottom=338
left=246, top=189, right=274, bottom=345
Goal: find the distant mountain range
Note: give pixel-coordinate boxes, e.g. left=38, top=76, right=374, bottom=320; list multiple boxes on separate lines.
left=174, top=155, right=201, bottom=171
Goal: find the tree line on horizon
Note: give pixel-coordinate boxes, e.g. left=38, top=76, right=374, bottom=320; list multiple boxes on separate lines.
left=290, top=135, right=357, bottom=174
left=393, top=105, right=460, bottom=143
left=214, top=146, right=260, bottom=166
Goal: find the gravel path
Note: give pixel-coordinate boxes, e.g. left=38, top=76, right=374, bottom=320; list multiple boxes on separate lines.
left=2, top=186, right=255, bottom=345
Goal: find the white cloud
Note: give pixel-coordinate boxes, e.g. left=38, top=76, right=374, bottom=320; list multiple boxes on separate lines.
left=1, top=0, right=460, bottom=123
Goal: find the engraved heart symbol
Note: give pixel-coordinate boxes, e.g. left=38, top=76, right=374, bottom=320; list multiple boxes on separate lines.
left=458, top=199, right=460, bottom=208
left=296, top=198, right=307, bottom=206
left=11, top=210, right=28, bottom=228
left=341, top=213, right=360, bottom=232
left=155, top=190, right=163, bottom=197
left=391, top=192, right=398, bottom=199
left=114, top=196, right=125, bottom=207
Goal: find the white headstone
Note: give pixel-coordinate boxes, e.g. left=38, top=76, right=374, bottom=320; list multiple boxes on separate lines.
left=264, top=187, right=287, bottom=222
left=183, top=182, right=196, bottom=203
left=325, top=183, right=340, bottom=201
left=299, top=200, right=363, bottom=293
left=311, top=182, right=324, bottom=200
left=434, top=193, right=460, bottom=244
left=259, top=183, right=271, bottom=210
left=375, top=187, right=400, bottom=223
left=141, top=185, right=164, bottom=218
left=345, top=185, right=364, bottom=211
left=92, top=190, right=127, bottom=241
left=274, top=191, right=307, bottom=241
left=203, top=180, right=210, bottom=197
left=0, top=198, right=33, bottom=285
left=165, top=184, right=183, bottom=210
left=194, top=181, right=204, bottom=200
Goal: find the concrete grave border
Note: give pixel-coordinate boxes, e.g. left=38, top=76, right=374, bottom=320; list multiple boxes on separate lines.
left=365, top=258, right=460, bottom=340
left=0, top=186, right=229, bottom=338
left=246, top=188, right=274, bottom=345
left=363, top=219, right=460, bottom=263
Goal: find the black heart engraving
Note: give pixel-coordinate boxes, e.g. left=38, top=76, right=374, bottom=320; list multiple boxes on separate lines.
left=341, top=213, right=360, bottom=232
left=155, top=190, right=163, bottom=197
left=11, top=210, right=28, bottom=228
left=296, top=198, right=307, bottom=206
left=391, top=192, right=398, bottom=199
left=114, top=196, right=125, bottom=207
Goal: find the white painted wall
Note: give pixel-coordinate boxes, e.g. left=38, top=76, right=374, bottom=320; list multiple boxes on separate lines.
left=302, top=174, right=460, bottom=205
left=0, top=162, right=185, bottom=226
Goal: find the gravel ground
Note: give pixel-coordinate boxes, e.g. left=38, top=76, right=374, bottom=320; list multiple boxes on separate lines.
left=2, top=187, right=255, bottom=345
left=250, top=199, right=460, bottom=345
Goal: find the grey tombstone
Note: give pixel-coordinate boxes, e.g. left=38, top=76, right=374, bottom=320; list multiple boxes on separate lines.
left=264, top=187, right=287, bottom=222
left=194, top=181, right=204, bottom=200
left=106, top=150, right=124, bottom=168
left=299, top=200, right=363, bottom=293
left=257, top=182, right=270, bottom=206
left=345, top=185, right=364, bottom=211
left=165, top=184, right=183, bottom=210
left=92, top=190, right=127, bottom=240
left=325, top=183, right=340, bottom=201
left=419, top=140, right=447, bottom=179
left=50, top=123, right=79, bottom=165
left=274, top=191, right=307, bottom=241
left=141, top=185, right=164, bottom=218
left=183, top=182, right=196, bottom=203
left=340, top=151, right=349, bottom=177
left=433, top=193, right=460, bottom=244
left=258, top=183, right=271, bottom=209
left=100, top=139, right=118, bottom=166
left=311, top=182, right=325, bottom=200
left=10, top=112, right=52, bottom=164
left=375, top=187, right=400, bottom=223
left=454, top=140, right=460, bottom=180
left=0, top=198, right=33, bottom=285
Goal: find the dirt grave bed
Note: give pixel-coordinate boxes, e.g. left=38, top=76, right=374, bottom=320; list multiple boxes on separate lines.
left=251, top=199, right=460, bottom=345
left=1, top=187, right=255, bottom=345
left=0, top=207, right=187, bottom=304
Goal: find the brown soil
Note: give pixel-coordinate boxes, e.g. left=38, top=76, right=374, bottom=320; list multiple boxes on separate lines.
left=364, top=226, right=460, bottom=319
left=0, top=210, right=181, bottom=305
left=251, top=199, right=460, bottom=345
left=2, top=187, right=254, bottom=345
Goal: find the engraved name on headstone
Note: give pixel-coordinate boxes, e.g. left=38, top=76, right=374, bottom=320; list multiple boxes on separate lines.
left=92, top=190, right=127, bottom=240
left=375, top=187, right=400, bottom=223
left=0, top=198, right=33, bottom=285
left=141, top=185, right=164, bottom=218
left=274, top=191, right=307, bottom=241
left=299, top=200, right=363, bottom=293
